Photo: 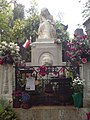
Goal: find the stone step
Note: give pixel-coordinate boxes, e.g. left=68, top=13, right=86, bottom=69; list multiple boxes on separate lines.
left=14, top=106, right=88, bottom=120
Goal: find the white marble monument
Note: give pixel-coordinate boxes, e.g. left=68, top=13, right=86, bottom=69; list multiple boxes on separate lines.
left=31, top=8, right=62, bottom=66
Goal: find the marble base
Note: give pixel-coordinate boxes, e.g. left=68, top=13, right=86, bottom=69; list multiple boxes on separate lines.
left=31, top=39, right=62, bottom=66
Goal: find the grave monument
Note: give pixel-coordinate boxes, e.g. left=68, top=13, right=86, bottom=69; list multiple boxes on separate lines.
left=31, top=8, right=62, bottom=66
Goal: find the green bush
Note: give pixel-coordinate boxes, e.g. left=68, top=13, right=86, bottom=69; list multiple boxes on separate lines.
left=0, top=97, right=18, bottom=120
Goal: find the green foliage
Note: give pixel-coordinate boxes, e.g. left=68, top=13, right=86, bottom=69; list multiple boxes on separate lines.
left=26, top=0, right=39, bottom=16
left=24, top=0, right=40, bottom=41
left=82, top=0, right=90, bottom=19
left=0, top=0, right=13, bottom=42
left=24, top=15, right=40, bottom=41
left=13, top=3, right=25, bottom=20
left=55, top=20, right=70, bottom=42
left=12, top=19, right=25, bottom=42
left=0, top=97, right=18, bottom=120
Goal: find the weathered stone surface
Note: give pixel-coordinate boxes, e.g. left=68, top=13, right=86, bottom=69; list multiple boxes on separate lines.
left=0, top=64, right=15, bottom=101
left=83, top=62, right=90, bottom=107
left=14, top=106, right=87, bottom=120
left=31, top=40, right=62, bottom=66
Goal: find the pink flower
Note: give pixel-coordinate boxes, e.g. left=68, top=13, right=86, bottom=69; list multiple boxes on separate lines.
left=71, top=55, right=75, bottom=58
left=83, top=35, right=88, bottom=39
left=66, top=51, right=70, bottom=56
left=80, top=36, right=83, bottom=39
left=26, top=74, right=29, bottom=78
left=66, top=43, right=70, bottom=46
left=70, top=47, right=76, bottom=51
left=82, top=58, right=87, bottom=64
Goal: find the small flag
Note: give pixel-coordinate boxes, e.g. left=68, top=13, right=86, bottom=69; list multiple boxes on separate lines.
left=23, top=36, right=31, bottom=48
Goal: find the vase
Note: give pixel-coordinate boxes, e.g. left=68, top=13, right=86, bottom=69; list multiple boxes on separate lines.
left=72, top=92, right=83, bottom=108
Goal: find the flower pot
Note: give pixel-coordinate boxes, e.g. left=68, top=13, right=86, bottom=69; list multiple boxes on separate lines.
left=21, top=102, right=30, bottom=109
left=13, top=99, right=21, bottom=108
left=22, top=92, right=30, bottom=102
left=72, top=92, right=83, bottom=108
left=12, top=91, right=22, bottom=108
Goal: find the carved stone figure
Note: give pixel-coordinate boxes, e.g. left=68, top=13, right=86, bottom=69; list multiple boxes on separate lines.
left=40, top=53, right=53, bottom=66
left=38, top=8, right=56, bottom=39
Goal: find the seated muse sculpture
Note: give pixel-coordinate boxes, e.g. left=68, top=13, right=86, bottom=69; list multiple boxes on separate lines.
left=38, top=8, right=56, bottom=39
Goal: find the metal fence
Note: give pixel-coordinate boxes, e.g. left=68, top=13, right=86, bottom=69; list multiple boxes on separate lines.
left=13, top=64, right=77, bottom=108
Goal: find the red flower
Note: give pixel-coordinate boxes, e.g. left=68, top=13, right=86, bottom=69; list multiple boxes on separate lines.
left=0, top=58, right=3, bottom=65
left=26, top=74, right=29, bottom=78
left=70, top=47, right=76, bottom=51
left=83, top=35, right=88, bottom=39
left=71, top=55, right=75, bottom=58
left=80, top=36, right=83, bottom=39
left=82, top=58, right=87, bottom=64
left=39, top=66, right=46, bottom=76
left=76, top=42, right=79, bottom=45
left=86, top=112, right=90, bottom=120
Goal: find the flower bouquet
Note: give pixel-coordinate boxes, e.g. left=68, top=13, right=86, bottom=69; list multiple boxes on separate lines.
left=72, top=76, right=85, bottom=93
left=0, top=41, right=21, bottom=64
left=72, top=77, right=85, bottom=107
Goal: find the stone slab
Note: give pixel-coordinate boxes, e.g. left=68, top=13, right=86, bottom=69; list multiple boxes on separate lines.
left=14, top=106, right=87, bottom=120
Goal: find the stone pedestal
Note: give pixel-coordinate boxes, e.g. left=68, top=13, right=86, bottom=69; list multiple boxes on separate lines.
left=0, top=65, right=15, bottom=101
left=31, top=39, right=62, bottom=66
left=82, top=62, right=90, bottom=107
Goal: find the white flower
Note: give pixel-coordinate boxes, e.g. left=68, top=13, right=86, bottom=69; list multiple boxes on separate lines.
left=2, top=41, right=7, bottom=45
left=11, top=50, right=15, bottom=54
left=0, top=51, right=2, bottom=54
left=9, top=45, right=13, bottom=49
left=73, top=77, right=85, bottom=87
left=16, top=46, right=20, bottom=51
left=0, top=41, right=21, bottom=63
left=2, top=46, right=6, bottom=49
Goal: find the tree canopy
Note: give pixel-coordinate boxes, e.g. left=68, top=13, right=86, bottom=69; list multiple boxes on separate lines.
left=82, top=0, right=90, bottom=20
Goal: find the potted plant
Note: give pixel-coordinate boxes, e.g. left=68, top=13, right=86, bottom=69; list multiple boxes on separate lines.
left=72, top=76, right=85, bottom=108
left=12, top=90, right=22, bottom=108
left=21, top=92, right=31, bottom=109
left=0, top=97, right=18, bottom=120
